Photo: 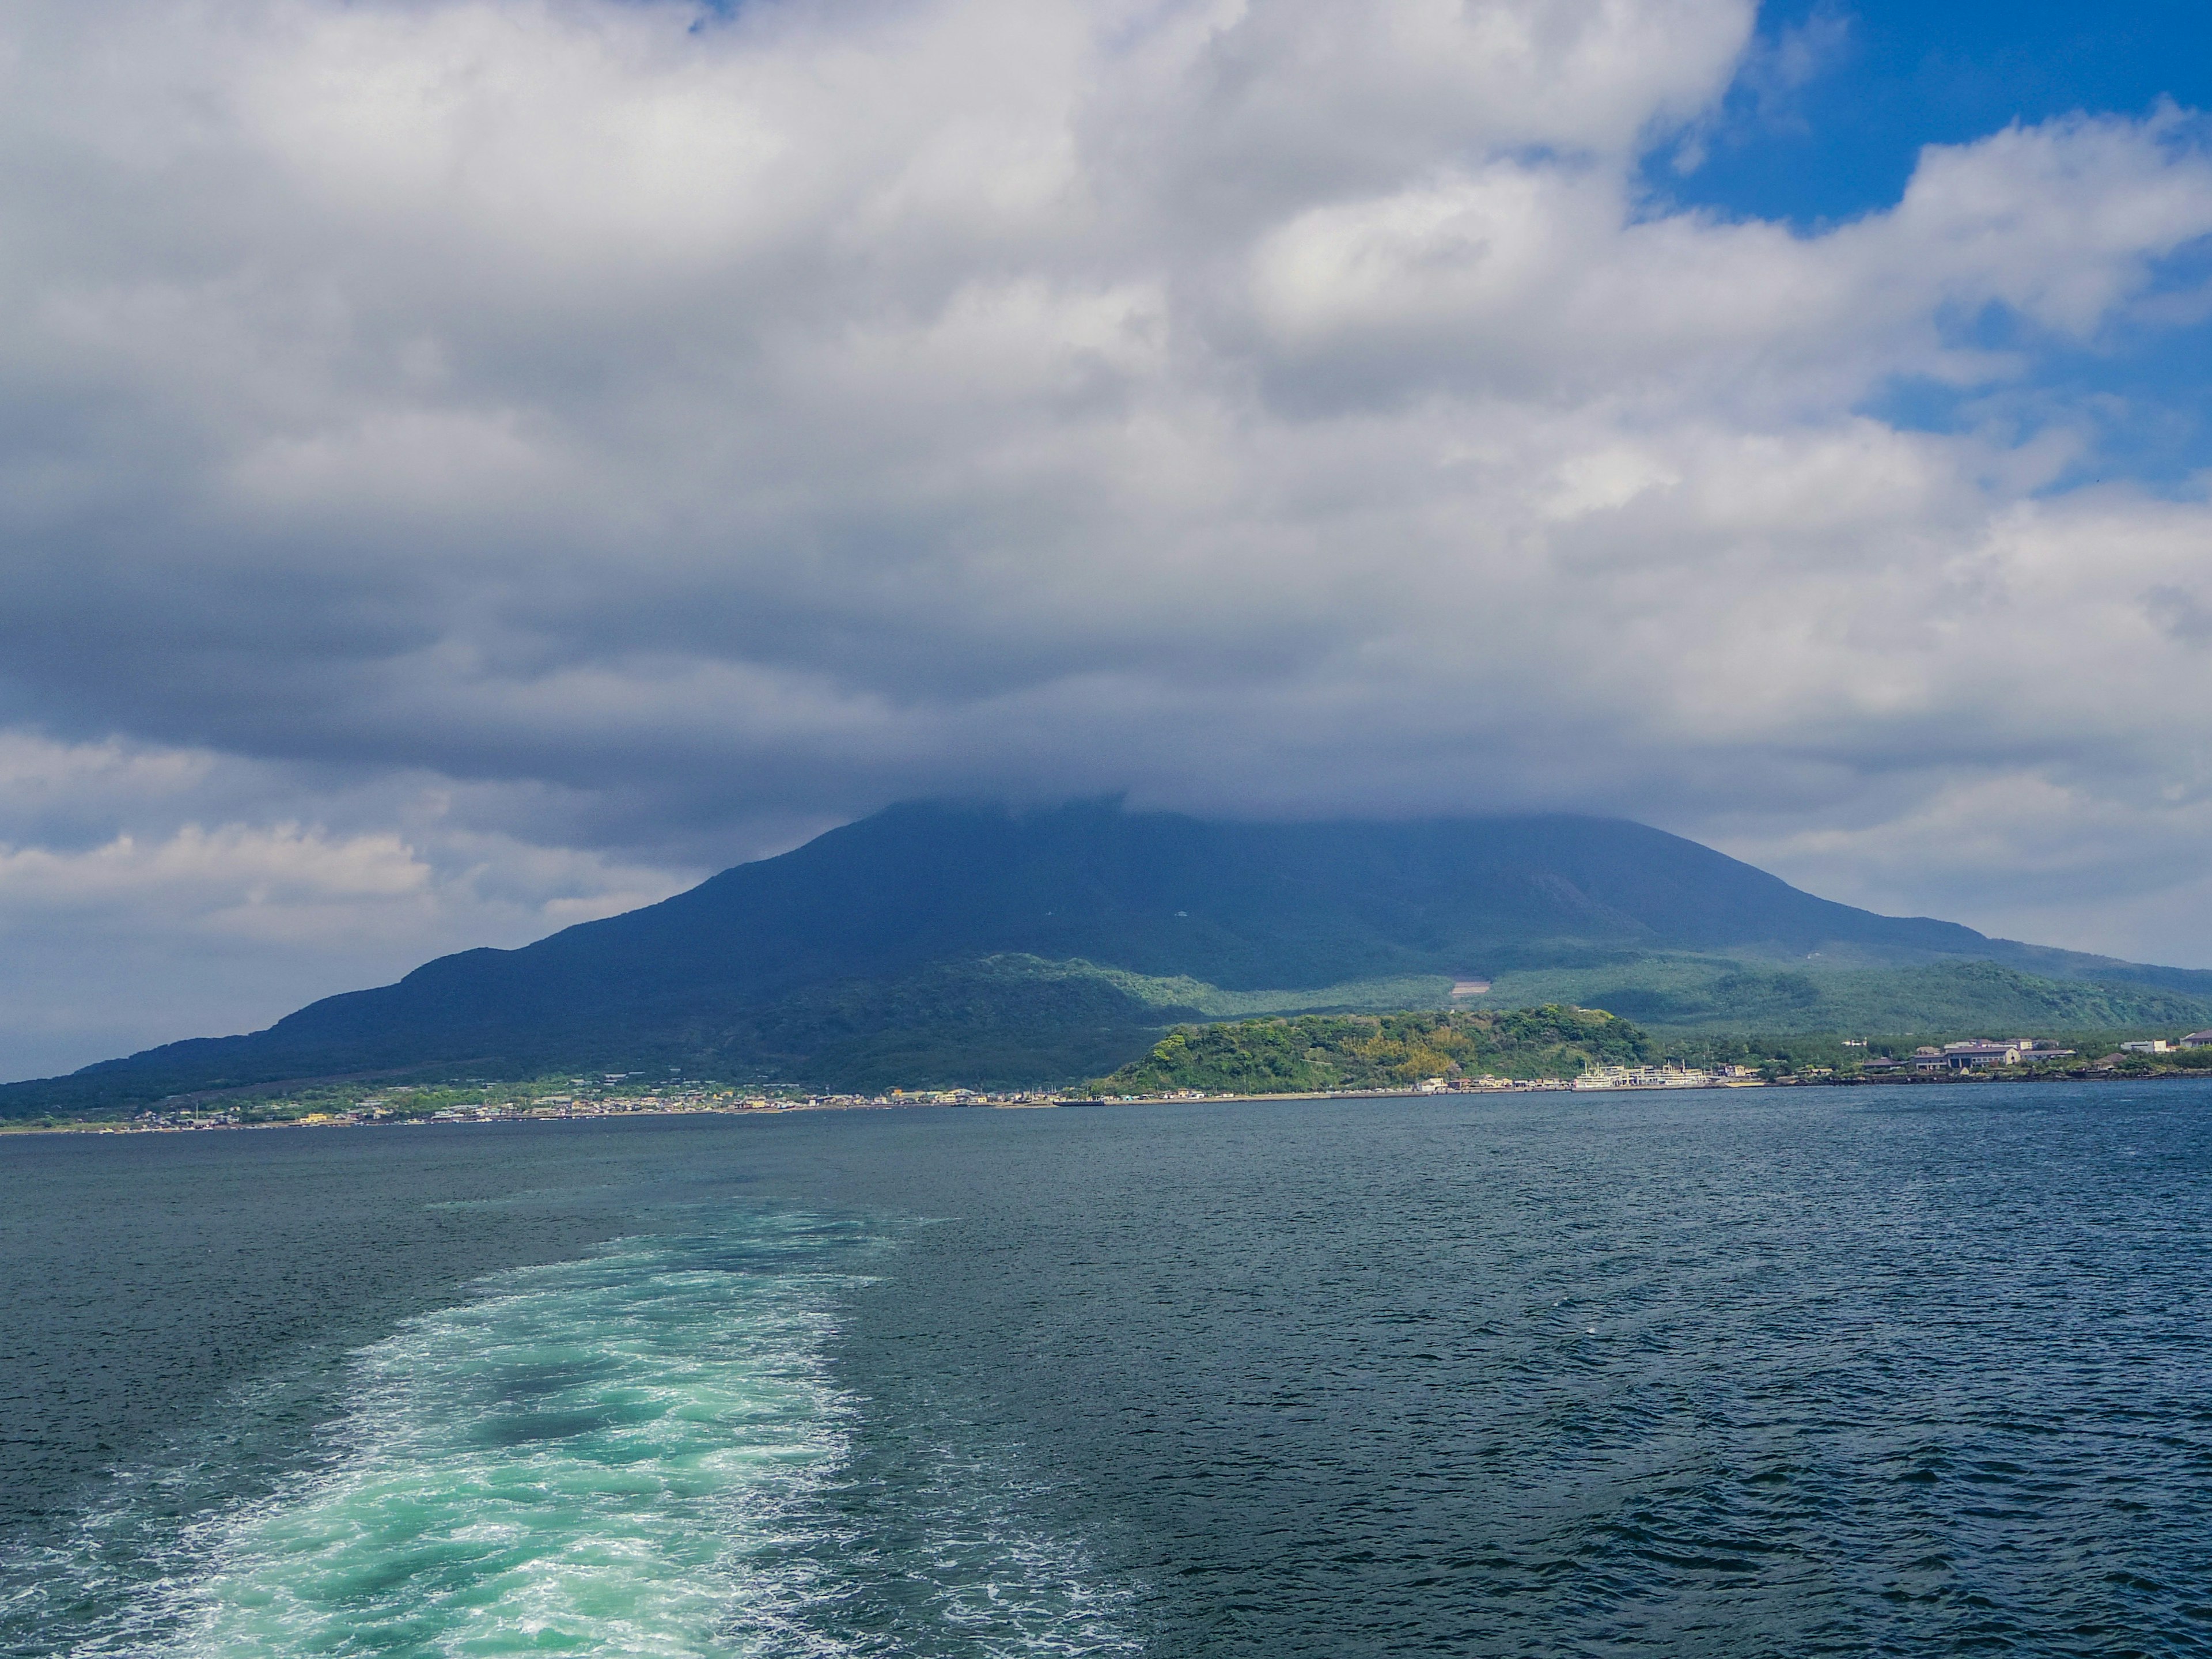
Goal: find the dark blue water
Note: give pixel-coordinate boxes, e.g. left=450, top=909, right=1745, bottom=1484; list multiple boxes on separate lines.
left=4, top=1084, right=2210, bottom=1655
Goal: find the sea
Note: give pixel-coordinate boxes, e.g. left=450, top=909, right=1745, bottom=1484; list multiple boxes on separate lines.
left=3, top=1081, right=2210, bottom=1657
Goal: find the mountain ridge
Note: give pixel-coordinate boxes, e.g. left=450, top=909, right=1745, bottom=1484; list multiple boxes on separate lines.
left=6, top=798, right=2207, bottom=1112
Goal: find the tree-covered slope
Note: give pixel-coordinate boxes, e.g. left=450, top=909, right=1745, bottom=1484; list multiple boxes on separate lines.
left=1089, top=1007, right=1649, bottom=1095
left=1464, top=958, right=2212, bottom=1035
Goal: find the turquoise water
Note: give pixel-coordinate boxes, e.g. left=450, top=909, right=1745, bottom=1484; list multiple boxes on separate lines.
left=173, top=1216, right=870, bottom=1658
left=7, top=1086, right=2212, bottom=1654
left=13, top=1212, right=1141, bottom=1659
left=6, top=1203, right=1136, bottom=1658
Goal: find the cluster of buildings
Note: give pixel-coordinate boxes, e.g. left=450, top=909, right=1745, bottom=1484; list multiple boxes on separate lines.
left=2116, top=1034, right=2212, bottom=1055
left=116, top=1081, right=1071, bottom=1131
left=387, top=1085, right=1062, bottom=1123
left=1862, top=1040, right=2076, bottom=1074
left=1566, top=1065, right=1759, bottom=1091
left=1860, top=1032, right=2212, bottom=1075
left=1426, top=1065, right=1762, bottom=1092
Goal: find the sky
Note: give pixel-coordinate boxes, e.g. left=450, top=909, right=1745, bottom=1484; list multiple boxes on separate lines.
left=6, top=0, right=2212, bottom=1078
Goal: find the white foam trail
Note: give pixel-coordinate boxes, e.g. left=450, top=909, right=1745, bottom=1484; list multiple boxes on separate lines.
left=8, top=1209, right=1142, bottom=1658
left=165, top=1214, right=874, bottom=1658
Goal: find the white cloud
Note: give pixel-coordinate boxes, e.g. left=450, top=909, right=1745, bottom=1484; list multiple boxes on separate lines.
left=0, top=823, right=429, bottom=915
left=1710, top=767, right=2212, bottom=965
left=0, top=734, right=696, bottom=1076
left=2, top=0, right=2212, bottom=1075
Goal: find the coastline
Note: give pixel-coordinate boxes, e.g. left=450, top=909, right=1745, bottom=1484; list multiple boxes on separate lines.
left=9, top=1061, right=2208, bottom=1137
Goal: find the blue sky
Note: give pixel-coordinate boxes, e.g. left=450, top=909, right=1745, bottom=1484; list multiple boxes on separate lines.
left=1656, top=1, right=2212, bottom=492
left=1667, top=0, right=2212, bottom=224
left=6, top=0, right=2212, bottom=1075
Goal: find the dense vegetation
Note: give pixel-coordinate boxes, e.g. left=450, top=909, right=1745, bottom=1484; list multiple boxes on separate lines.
left=1085, top=1006, right=1650, bottom=1094
left=1475, top=958, right=2212, bottom=1035
left=1085, top=1006, right=2212, bottom=1097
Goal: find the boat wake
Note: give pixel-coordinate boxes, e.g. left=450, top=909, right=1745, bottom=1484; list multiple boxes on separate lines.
left=9, top=1209, right=1139, bottom=1658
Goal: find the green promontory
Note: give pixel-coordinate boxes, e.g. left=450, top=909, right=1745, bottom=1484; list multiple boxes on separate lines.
left=1086, top=1006, right=1648, bottom=1096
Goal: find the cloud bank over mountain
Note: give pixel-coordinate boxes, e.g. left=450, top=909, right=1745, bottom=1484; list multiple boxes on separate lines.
left=5, top=0, right=2212, bottom=1074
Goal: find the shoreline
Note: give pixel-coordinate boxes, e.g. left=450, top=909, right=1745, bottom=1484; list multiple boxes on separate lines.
left=6, top=1063, right=2207, bottom=1136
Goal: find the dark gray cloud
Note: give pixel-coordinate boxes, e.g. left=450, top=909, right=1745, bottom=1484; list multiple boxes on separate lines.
left=4, top=0, right=2212, bottom=1074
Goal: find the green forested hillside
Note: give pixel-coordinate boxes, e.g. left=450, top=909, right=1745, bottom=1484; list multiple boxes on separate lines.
left=1467, top=957, right=2212, bottom=1035
left=1087, top=1007, right=1649, bottom=1095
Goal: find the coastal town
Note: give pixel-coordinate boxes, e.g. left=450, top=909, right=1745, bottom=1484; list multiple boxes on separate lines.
left=96, top=1076, right=1070, bottom=1132
left=3, top=1024, right=2200, bottom=1135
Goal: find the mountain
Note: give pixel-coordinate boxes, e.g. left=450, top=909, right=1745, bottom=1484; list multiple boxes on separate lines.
left=8, top=798, right=2211, bottom=1113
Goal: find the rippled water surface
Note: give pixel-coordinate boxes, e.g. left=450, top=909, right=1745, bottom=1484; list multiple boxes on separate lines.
left=5, top=1082, right=2211, bottom=1655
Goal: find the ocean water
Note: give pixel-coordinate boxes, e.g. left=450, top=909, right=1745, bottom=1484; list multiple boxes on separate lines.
left=5, top=1084, right=2212, bottom=1656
